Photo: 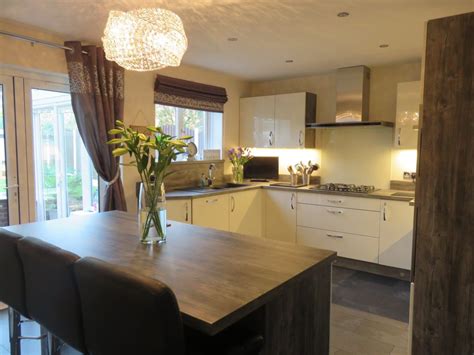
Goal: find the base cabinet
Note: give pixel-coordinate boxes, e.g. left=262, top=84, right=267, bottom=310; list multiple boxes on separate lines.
left=379, top=200, right=414, bottom=269
left=264, top=190, right=296, bottom=243
left=167, top=199, right=192, bottom=224
left=192, top=195, right=229, bottom=231
left=229, top=190, right=263, bottom=238
left=297, top=226, right=379, bottom=263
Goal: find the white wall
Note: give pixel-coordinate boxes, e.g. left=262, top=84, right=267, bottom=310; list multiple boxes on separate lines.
left=250, top=61, right=422, bottom=186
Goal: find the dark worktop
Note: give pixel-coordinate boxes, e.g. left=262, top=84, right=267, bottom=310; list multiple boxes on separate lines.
left=166, top=181, right=415, bottom=202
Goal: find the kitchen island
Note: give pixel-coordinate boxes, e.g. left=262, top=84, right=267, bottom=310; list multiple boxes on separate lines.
left=5, top=211, right=336, bottom=355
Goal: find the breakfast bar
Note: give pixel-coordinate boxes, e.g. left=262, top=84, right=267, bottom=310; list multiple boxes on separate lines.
left=5, top=211, right=336, bottom=355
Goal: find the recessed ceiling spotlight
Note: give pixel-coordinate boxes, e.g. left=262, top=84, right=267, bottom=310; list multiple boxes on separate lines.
left=285, top=59, right=294, bottom=63
left=227, top=37, right=238, bottom=42
left=337, top=12, right=350, bottom=17
left=379, top=44, right=389, bottom=48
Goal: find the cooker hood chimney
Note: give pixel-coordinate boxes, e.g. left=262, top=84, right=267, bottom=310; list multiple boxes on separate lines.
left=306, top=65, right=393, bottom=128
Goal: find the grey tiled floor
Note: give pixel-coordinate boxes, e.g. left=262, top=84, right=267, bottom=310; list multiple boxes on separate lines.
left=0, top=267, right=409, bottom=355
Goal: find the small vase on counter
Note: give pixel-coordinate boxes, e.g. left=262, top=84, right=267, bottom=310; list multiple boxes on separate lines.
left=138, top=182, right=167, bottom=244
left=228, top=147, right=253, bottom=183
left=232, top=164, right=244, bottom=183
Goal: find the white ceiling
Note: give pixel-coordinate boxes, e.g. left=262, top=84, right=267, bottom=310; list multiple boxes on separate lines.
left=1, top=0, right=473, bottom=80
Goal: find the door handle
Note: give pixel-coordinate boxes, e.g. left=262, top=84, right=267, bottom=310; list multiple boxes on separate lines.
left=269, top=131, right=273, bottom=146
left=326, top=209, right=343, bottom=214
left=206, top=199, right=219, bottom=204
left=185, top=202, right=189, bottom=222
left=298, top=130, right=303, bottom=146
left=327, top=199, right=343, bottom=204
left=326, top=233, right=344, bottom=239
left=290, top=193, right=295, bottom=210
left=230, top=196, right=235, bottom=212
left=3, top=185, right=19, bottom=189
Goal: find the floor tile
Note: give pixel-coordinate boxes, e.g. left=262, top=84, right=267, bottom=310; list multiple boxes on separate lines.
left=331, top=324, right=395, bottom=355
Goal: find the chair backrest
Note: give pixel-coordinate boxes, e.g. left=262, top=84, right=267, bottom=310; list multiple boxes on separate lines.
left=17, top=237, right=86, bottom=353
left=74, top=257, right=185, bottom=355
left=0, top=229, right=28, bottom=317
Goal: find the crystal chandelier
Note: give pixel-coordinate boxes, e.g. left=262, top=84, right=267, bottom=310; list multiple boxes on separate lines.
left=102, top=8, right=188, bottom=71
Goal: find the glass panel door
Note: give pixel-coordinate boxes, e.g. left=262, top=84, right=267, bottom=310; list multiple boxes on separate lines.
left=0, top=74, right=20, bottom=226
left=25, top=81, right=99, bottom=221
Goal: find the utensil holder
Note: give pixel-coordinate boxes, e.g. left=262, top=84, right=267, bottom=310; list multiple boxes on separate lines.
left=290, top=174, right=299, bottom=186
left=302, top=173, right=310, bottom=186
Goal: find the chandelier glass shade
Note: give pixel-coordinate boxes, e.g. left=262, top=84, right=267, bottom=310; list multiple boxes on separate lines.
left=102, top=8, right=188, bottom=71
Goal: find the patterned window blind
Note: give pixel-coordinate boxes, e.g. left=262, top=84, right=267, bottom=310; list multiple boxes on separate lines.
left=154, top=75, right=228, bottom=113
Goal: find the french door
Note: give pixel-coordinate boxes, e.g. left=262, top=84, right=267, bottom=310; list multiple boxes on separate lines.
left=0, top=74, right=20, bottom=226
left=0, top=70, right=99, bottom=224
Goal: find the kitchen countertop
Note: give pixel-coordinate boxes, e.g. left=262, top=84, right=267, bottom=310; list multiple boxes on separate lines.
left=166, top=181, right=415, bottom=202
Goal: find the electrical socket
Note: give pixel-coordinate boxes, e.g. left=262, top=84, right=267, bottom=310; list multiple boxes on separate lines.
left=403, top=172, right=417, bottom=181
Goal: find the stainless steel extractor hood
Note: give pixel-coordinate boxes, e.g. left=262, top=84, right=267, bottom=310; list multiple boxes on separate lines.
left=306, top=65, right=393, bottom=128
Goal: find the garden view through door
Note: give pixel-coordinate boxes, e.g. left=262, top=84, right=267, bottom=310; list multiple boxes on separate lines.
left=31, top=88, right=98, bottom=220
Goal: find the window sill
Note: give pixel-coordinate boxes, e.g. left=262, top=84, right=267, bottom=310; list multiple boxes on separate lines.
left=171, top=159, right=224, bottom=165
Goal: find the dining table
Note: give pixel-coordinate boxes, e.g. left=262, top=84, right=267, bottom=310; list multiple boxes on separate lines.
left=5, top=211, right=336, bottom=355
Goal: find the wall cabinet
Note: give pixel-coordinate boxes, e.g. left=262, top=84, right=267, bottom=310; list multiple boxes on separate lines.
left=229, top=189, right=263, bottom=237
left=240, top=95, right=275, bottom=148
left=192, top=195, right=229, bottom=231
left=394, top=81, right=421, bottom=148
left=264, top=190, right=296, bottom=243
left=379, top=200, right=414, bottom=269
left=167, top=199, right=192, bottom=224
left=240, top=92, right=316, bottom=148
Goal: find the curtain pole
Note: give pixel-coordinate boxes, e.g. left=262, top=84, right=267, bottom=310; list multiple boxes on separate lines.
left=0, top=30, right=88, bottom=54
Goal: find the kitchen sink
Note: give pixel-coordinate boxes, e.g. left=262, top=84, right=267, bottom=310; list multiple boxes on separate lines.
left=177, top=183, right=249, bottom=193
left=391, top=192, right=415, bottom=197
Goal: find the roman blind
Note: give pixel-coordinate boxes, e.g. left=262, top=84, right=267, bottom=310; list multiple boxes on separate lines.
left=154, top=74, right=228, bottom=112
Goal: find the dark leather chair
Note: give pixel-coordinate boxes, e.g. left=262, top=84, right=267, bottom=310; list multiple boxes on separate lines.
left=74, top=256, right=185, bottom=355
left=74, top=257, right=263, bottom=355
left=0, top=229, right=48, bottom=355
left=17, top=236, right=86, bottom=354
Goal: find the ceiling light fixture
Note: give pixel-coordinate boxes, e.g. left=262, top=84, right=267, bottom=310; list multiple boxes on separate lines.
left=227, top=37, right=238, bottom=42
left=379, top=44, right=389, bottom=48
left=285, top=59, right=294, bottom=63
left=102, top=8, right=188, bottom=71
left=337, top=12, right=350, bottom=17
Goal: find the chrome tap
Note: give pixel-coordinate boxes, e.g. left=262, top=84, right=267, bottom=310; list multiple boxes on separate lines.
left=207, top=163, right=216, bottom=186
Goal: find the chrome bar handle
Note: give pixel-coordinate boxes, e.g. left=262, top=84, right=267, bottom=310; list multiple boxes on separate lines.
left=185, top=202, right=189, bottom=222
left=290, top=193, right=295, bottom=210
left=206, top=198, right=219, bottom=204
left=298, top=130, right=303, bottom=146
left=326, top=209, right=343, bottom=214
left=269, top=131, right=273, bottom=146
left=231, top=196, right=236, bottom=212
left=326, top=233, right=344, bottom=239
left=327, top=199, right=343, bottom=204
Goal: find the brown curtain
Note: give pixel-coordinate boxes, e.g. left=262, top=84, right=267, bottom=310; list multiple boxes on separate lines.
left=64, top=41, right=127, bottom=212
left=154, top=74, right=228, bottom=112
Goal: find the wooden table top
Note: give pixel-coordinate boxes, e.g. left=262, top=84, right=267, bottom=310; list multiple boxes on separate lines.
left=5, top=211, right=335, bottom=335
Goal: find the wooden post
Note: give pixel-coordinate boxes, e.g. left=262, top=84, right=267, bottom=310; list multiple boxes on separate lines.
left=412, top=12, right=473, bottom=354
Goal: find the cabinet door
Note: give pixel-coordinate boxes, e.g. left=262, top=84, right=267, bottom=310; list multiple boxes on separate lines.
left=274, top=93, right=307, bottom=148
left=229, top=189, right=263, bottom=237
left=240, top=96, right=275, bottom=148
left=192, top=195, right=229, bottom=231
left=379, top=200, right=414, bottom=269
left=167, top=199, right=192, bottom=224
left=395, top=81, right=421, bottom=148
left=264, top=190, right=296, bottom=243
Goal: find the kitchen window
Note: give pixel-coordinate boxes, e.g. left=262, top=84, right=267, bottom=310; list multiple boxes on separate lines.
left=155, top=104, right=223, bottom=161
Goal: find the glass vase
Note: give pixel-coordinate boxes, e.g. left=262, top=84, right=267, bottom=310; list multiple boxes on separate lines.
left=138, top=182, right=167, bottom=244
left=232, top=165, right=244, bottom=183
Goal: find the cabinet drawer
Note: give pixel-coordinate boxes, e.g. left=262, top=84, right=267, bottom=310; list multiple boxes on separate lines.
left=297, top=192, right=380, bottom=211
left=297, top=226, right=379, bottom=263
left=192, top=195, right=229, bottom=231
left=297, top=203, right=380, bottom=237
